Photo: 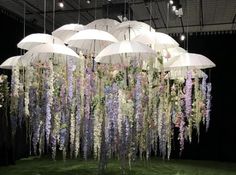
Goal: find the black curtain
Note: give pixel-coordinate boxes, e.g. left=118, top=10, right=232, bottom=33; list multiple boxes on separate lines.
left=0, top=9, right=39, bottom=166
left=174, top=32, right=236, bottom=162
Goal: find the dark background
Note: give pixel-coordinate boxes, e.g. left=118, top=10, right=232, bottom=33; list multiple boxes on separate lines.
left=0, top=9, right=236, bottom=166
left=180, top=33, right=236, bottom=162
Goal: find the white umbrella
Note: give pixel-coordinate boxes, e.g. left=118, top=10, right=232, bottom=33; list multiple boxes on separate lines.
left=164, top=53, right=216, bottom=70
left=0, top=56, right=25, bottom=69
left=20, top=43, right=80, bottom=66
left=17, top=33, right=64, bottom=50
left=167, top=69, right=207, bottom=80
left=95, top=40, right=156, bottom=87
left=95, top=40, right=157, bottom=65
left=140, top=47, right=186, bottom=71
left=132, top=31, right=179, bottom=51
left=86, top=18, right=120, bottom=33
left=52, top=23, right=86, bottom=43
left=162, top=47, right=186, bottom=59
left=113, top=20, right=155, bottom=41
left=67, top=29, right=118, bottom=54
left=159, top=47, right=187, bottom=66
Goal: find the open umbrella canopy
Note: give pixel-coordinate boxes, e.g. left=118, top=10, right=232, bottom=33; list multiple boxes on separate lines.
left=17, top=33, right=64, bottom=50
left=167, top=69, right=207, bottom=80
left=113, top=20, right=155, bottom=41
left=86, top=18, right=120, bottom=33
left=142, top=47, right=186, bottom=70
left=20, top=43, right=80, bottom=66
left=0, top=56, right=25, bottom=69
left=162, top=47, right=187, bottom=59
left=132, top=31, right=179, bottom=51
left=52, top=23, right=86, bottom=43
left=95, top=40, right=157, bottom=64
left=164, top=53, right=216, bottom=70
left=67, top=29, right=118, bottom=54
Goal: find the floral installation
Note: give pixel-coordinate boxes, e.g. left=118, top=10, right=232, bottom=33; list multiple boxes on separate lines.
left=2, top=52, right=214, bottom=173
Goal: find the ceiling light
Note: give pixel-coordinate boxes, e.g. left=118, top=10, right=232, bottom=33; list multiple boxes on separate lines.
left=169, top=0, right=174, bottom=5
left=86, top=0, right=91, bottom=4
left=180, top=34, right=185, bottom=41
left=58, top=1, right=64, bottom=8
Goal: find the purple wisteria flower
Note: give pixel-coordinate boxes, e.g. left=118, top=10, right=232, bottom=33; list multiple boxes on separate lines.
left=83, top=67, right=93, bottom=160
left=51, top=92, right=61, bottom=159
left=75, top=77, right=81, bottom=158
left=134, top=73, right=143, bottom=133
left=104, top=83, right=119, bottom=155
left=179, top=115, right=185, bottom=154
left=201, top=74, right=208, bottom=101
left=76, top=77, right=81, bottom=126
left=112, top=83, right=119, bottom=149
left=104, top=85, right=112, bottom=140
left=29, top=87, right=40, bottom=154
left=59, top=83, right=67, bottom=151
left=206, top=83, right=212, bottom=131
left=120, top=116, right=130, bottom=167
left=45, top=84, right=52, bottom=146
left=33, top=105, right=41, bottom=154
left=159, top=113, right=167, bottom=159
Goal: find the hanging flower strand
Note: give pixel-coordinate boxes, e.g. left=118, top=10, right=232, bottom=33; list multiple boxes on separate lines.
left=83, top=67, right=92, bottom=160
left=206, top=83, right=212, bottom=131
left=45, top=60, right=54, bottom=146
left=185, top=71, right=193, bottom=118
left=201, top=74, right=208, bottom=101
left=75, top=76, right=81, bottom=158
left=10, top=64, right=20, bottom=133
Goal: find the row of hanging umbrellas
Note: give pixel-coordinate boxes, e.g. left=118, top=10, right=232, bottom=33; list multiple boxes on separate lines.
left=0, top=18, right=216, bottom=76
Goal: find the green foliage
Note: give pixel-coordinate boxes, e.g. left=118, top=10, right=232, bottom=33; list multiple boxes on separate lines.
left=0, top=158, right=236, bottom=175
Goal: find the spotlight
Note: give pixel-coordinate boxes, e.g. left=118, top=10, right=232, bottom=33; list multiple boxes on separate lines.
left=169, top=0, right=174, bottom=5
left=86, top=0, right=91, bottom=4
left=58, top=1, right=64, bottom=8
left=180, top=34, right=185, bottom=41
left=108, top=0, right=111, bottom=1
left=172, top=5, right=176, bottom=11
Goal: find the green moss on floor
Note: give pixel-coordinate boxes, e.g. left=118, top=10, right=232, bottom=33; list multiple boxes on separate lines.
left=0, top=157, right=236, bottom=175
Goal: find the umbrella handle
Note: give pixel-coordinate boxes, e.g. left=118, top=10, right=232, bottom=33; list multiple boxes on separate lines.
left=122, top=54, right=129, bottom=88
left=92, top=56, right=95, bottom=72
left=125, top=67, right=129, bottom=87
